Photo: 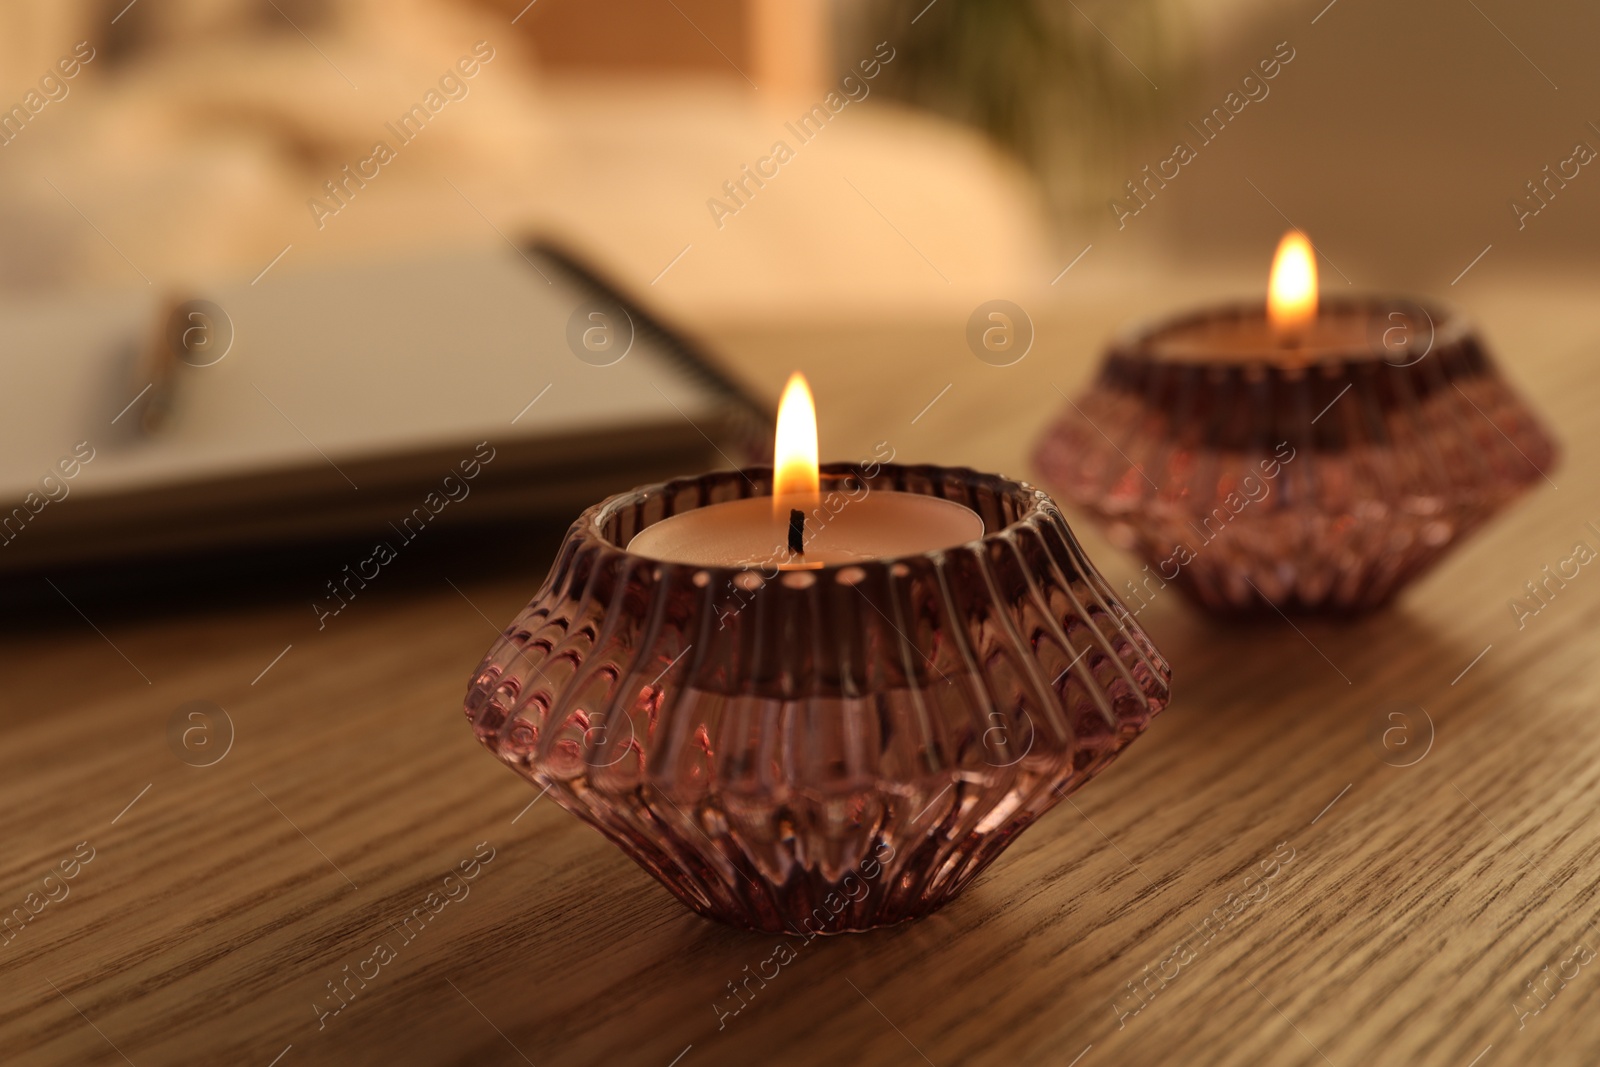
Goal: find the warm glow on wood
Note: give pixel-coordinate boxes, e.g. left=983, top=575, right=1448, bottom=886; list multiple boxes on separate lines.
left=1268, top=230, right=1317, bottom=334
left=772, top=371, right=819, bottom=508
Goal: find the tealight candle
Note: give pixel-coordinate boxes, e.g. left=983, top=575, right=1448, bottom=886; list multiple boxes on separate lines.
left=628, top=373, right=984, bottom=567
left=464, top=453, right=1172, bottom=933
left=1032, top=229, right=1560, bottom=615
left=1145, top=230, right=1386, bottom=363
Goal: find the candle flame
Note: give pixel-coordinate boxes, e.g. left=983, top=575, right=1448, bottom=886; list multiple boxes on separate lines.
left=1268, top=230, right=1317, bottom=334
left=773, top=371, right=819, bottom=509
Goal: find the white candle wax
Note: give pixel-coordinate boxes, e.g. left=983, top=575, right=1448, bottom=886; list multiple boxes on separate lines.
left=626, top=491, right=985, bottom=568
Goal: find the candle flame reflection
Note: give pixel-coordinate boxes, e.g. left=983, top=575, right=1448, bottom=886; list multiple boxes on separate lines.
left=773, top=371, right=819, bottom=511
left=1268, top=230, right=1317, bottom=335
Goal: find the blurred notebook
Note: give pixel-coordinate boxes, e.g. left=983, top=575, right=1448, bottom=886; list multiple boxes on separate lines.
left=0, top=243, right=767, bottom=573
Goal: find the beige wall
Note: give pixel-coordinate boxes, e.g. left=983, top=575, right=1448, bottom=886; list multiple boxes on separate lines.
left=1114, top=0, right=1600, bottom=288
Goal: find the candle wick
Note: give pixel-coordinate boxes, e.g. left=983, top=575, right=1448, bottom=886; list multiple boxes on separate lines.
left=787, top=508, right=805, bottom=555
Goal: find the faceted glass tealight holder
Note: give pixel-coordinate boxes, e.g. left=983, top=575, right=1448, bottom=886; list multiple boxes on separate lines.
left=462, top=464, right=1170, bottom=934
left=1033, top=298, right=1559, bottom=615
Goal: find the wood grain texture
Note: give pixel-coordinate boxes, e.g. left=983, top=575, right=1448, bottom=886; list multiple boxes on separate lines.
left=2, top=274, right=1598, bottom=1067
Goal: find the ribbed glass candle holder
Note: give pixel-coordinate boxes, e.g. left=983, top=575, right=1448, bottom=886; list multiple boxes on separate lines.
left=462, top=464, right=1170, bottom=933
left=1033, top=298, right=1559, bottom=615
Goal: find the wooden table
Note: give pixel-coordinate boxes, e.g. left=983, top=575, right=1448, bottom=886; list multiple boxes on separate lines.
left=4, top=271, right=1598, bottom=1066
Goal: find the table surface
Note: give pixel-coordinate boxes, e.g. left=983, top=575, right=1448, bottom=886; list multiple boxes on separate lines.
left=4, top=271, right=1599, bottom=1067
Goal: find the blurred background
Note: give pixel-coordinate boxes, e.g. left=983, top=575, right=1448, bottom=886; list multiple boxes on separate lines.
left=5, top=0, right=1597, bottom=292
left=2, top=0, right=1596, bottom=581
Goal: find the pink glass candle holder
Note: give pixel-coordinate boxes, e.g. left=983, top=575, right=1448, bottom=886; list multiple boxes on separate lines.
left=1033, top=297, right=1560, bottom=614
left=462, top=464, right=1170, bottom=934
